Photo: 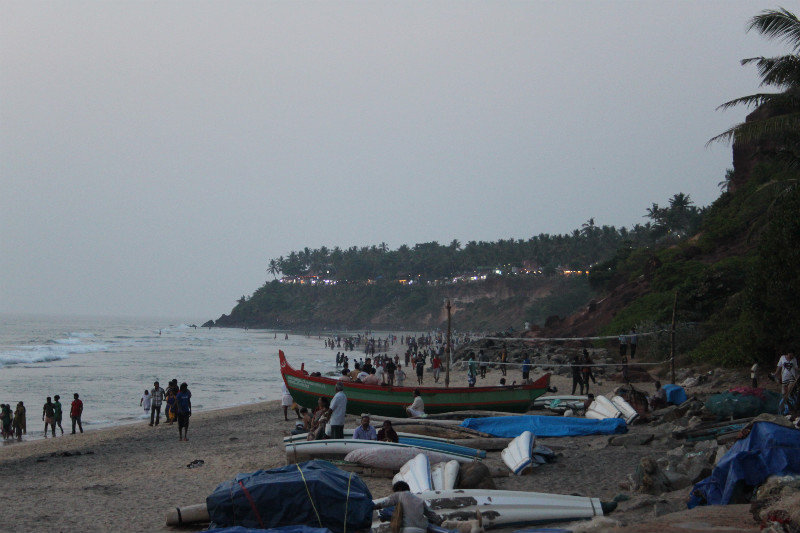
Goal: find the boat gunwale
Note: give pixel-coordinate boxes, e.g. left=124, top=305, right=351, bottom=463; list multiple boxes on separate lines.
left=279, top=350, right=550, bottom=394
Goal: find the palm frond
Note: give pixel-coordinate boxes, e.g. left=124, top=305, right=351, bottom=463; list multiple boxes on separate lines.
left=707, top=112, right=800, bottom=146
left=715, top=91, right=799, bottom=111
left=741, top=55, right=800, bottom=87
left=748, top=8, right=800, bottom=51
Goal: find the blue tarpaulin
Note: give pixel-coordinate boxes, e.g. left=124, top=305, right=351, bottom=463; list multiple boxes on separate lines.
left=460, top=415, right=627, bottom=438
left=688, top=422, right=800, bottom=508
left=206, top=460, right=373, bottom=532
left=662, top=384, right=687, bottom=405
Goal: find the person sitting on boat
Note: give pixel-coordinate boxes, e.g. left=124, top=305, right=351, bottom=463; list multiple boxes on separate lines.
left=356, top=369, right=369, bottom=382
left=353, top=414, right=377, bottom=440
left=307, top=397, right=330, bottom=441
left=374, top=480, right=443, bottom=533
left=377, top=419, right=399, bottom=442
left=406, top=389, right=425, bottom=418
left=339, top=369, right=353, bottom=382
left=363, top=368, right=381, bottom=386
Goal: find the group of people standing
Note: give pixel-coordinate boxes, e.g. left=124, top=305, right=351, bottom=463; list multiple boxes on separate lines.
left=0, top=402, right=27, bottom=440
left=141, top=379, right=192, bottom=440
left=1, top=394, right=84, bottom=441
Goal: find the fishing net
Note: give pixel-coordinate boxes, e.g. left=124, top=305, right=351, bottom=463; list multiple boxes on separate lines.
left=705, top=389, right=782, bottom=419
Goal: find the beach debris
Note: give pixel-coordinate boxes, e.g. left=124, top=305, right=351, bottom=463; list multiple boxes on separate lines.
left=607, top=433, right=654, bottom=447
left=186, top=459, right=205, bottom=468
left=750, top=474, right=800, bottom=531
left=585, top=395, right=638, bottom=424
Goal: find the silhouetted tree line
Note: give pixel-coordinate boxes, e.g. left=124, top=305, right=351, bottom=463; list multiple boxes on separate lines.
left=267, top=194, right=703, bottom=282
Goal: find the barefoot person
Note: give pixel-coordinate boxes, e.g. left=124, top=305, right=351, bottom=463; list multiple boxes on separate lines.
left=13, top=401, right=26, bottom=440
left=327, top=382, right=347, bottom=439
left=70, top=393, right=83, bottom=434
left=53, top=395, right=64, bottom=435
left=42, top=397, right=56, bottom=438
left=149, top=381, right=165, bottom=426
left=406, top=389, right=425, bottom=418
left=176, top=382, right=192, bottom=441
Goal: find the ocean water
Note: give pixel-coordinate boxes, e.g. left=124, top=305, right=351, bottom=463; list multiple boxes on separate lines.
left=0, top=314, right=354, bottom=438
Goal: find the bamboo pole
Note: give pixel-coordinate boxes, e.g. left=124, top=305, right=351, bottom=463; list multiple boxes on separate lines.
left=670, top=290, right=678, bottom=385
left=445, top=299, right=452, bottom=388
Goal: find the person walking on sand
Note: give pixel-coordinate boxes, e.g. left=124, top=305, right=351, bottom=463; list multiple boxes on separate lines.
left=176, top=382, right=192, bottom=441
left=140, top=389, right=151, bottom=414
left=415, top=356, right=425, bottom=385
left=164, top=388, right=177, bottom=425
left=571, top=355, right=584, bottom=395
left=13, top=401, right=26, bottom=440
left=1, top=404, right=12, bottom=440
left=431, top=354, right=441, bottom=383
left=70, top=393, right=83, bottom=434
left=42, top=397, right=56, bottom=437
left=628, top=328, right=638, bottom=359
left=581, top=352, right=596, bottom=395
left=281, top=382, right=300, bottom=421
left=618, top=333, right=627, bottom=358
left=328, top=382, right=347, bottom=439
left=406, top=389, right=425, bottom=418
left=479, top=350, right=488, bottom=379
left=776, top=352, right=798, bottom=402
left=53, top=395, right=64, bottom=435
left=500, top=345, right=508, bottom=377
left=150, top=381, right=165, bottom=426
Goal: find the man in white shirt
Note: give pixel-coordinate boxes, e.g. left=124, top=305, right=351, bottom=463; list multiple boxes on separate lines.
left=776, top=352, right=798, bottom=399
left=328, top=382, right=347, bottom=439
left=406, top=389, right=425, bottom=418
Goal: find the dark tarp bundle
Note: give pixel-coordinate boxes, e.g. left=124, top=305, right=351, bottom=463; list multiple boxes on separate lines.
left=688, top=422, right=800, bottom=508
left=460, top=415, right=627, bottom=438
left=205, top=526, right=331, bottom=533
left=206, top=460, right=373, bottom=532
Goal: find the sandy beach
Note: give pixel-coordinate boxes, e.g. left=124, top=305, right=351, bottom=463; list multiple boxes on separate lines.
left=0, top=370, right=758, bottom=533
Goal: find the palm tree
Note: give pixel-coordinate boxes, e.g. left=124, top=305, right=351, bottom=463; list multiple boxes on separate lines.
left=267, top=259, right=279, bottom=279
left=709, top=8, right=800, bottom=166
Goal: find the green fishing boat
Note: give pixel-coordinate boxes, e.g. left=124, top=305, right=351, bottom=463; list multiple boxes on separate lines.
left=280, top=350, right=550, bottom=417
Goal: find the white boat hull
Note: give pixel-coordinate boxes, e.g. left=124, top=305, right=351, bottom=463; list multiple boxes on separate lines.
left=501, top=430, right=534, bottom=475
left=283, top=430, right=453, bottom=444
left=611, top=396, right=639, bottom=424
left=585, top=395, right=623, bottom=421
left=376, top=489, right=604, bottom=528
left=285, top=439, right=476, bottom=464
left=397, top=453, right=432, bottom=493
left=431, top=460, right=459, bottom=490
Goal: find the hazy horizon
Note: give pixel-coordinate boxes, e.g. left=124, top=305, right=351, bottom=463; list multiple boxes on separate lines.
left=1, top=1, right=785, bottom=319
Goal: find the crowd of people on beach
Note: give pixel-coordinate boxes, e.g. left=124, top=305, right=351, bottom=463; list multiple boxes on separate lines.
left=1, top=393, right=84, bottom=441
left=141, top=379, right=192, bottom=440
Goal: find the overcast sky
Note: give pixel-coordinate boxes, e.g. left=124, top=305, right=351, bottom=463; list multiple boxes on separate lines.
left=0, top=1, right=785, bottom=320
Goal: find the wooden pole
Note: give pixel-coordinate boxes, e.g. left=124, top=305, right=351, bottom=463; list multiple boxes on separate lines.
left=670, top=290, right=678, bottom=385
left=445, top=299, right=452, bottom=388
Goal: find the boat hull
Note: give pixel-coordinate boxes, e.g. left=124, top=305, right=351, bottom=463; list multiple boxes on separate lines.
left=280, top=351, right=550, bottom=418
left=379, top=489, right=604, bottom=528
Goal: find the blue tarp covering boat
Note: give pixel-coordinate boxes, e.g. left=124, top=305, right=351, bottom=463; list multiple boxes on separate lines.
left=688, top=422, right=800, bottom=508
left=206, top=460, right=373, bottom=532
left=662, top=384, right=687, bottom=405
left=460, top=415, right=627, bottom=438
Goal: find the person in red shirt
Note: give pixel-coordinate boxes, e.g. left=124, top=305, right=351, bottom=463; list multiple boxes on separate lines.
left=70, top=393, right=83, bottom=434
left=432, top=355, right=442, bottom=383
